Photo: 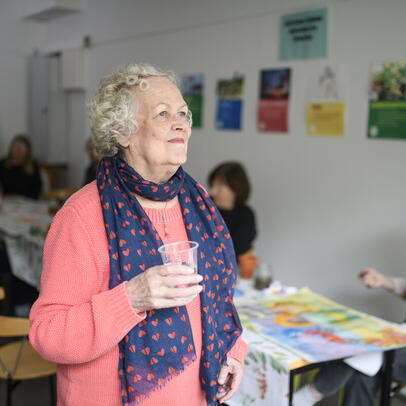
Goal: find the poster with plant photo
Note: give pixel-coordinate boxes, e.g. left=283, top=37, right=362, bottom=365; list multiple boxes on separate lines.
left=367, top=62, right=406, bottom=140
left=181, top=74, right=203, bottom=129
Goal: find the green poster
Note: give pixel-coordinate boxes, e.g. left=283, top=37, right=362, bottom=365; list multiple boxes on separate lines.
left=279, top=8, right=327, bottom=61
left=181, top=74, right=203, bottom=129
left=183, top=94, right=202, bottom=129
left=368, top=62, right=406, bottom=140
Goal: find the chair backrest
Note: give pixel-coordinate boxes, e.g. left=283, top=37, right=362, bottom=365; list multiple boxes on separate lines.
left=0, top=286, right=4, bottom=300
left=0, top=316, right=30, bottom=337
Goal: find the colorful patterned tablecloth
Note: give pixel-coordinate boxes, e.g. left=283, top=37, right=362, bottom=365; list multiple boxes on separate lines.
left=227, top=327, right=299, bottom=406
left=228, top=280, right=301, bottom=406
left=0, top=197, right=53, bottom=289
left=228, top=283, right=406, bottom=405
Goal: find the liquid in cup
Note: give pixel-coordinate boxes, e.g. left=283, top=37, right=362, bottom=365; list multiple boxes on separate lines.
left=158, top=241, right=199, bottom=300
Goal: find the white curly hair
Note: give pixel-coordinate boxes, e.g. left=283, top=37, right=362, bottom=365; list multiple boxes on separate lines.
left=87, top=62, right=191, bottom=157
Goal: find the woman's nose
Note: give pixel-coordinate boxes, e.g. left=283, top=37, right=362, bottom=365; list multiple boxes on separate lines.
left=171, top=121, right=187, bottom=131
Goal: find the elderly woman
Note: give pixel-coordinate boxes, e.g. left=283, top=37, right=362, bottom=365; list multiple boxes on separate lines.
left=0, top=134, right=42, bottom=200
left=29, top=63, right=247, bottom=406
left=208, top=162, right=257, bottom=279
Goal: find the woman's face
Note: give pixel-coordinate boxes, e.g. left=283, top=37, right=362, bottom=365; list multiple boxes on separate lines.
left=10, top=139, right=28, bottom=164
left=120, top=76, right=191, bottom=183
left=210, top=178, right=236, bottom=210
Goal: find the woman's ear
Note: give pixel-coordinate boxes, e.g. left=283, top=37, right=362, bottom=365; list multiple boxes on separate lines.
left=116, top=134, right=131, bottom=149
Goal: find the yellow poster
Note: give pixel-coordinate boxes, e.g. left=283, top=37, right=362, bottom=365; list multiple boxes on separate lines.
left=307, top=102, right=345, bottom=136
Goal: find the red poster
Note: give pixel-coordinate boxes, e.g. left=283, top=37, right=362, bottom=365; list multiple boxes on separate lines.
left=257, top=68, right=291, bottom=133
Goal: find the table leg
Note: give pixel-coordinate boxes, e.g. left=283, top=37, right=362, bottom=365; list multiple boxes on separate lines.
left=380, top=350, right=394, bottom=406
left=288, top=370, right=295, bottom=406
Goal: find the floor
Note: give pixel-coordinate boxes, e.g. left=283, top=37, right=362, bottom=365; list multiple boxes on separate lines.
left=0, top=378, right=405, bottom=406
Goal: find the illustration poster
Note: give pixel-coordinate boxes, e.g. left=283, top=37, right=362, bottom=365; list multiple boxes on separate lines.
left=257, top=68, right=291, bottom=133
left=307, top=103, right=345, bottom=136
left=367, top=61, right=406, bottom=140
left=215, top=76, right=244, bottom=131
left=237, top=288, right=406, bottom=363
left=306, top=65, right=346, bottom=136
left=279, top=8, right=327, bottom=61
left=181, top=74, right=203, bottom=129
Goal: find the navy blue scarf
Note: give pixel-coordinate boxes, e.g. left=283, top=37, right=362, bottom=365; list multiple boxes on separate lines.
left=97, top=156, right=242, bottom=406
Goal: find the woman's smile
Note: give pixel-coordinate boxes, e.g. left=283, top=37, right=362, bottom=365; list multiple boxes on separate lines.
left=168, top=138, right=185, bottom=144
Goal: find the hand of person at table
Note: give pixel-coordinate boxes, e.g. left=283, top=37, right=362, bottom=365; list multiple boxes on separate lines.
left=125, top=264, right=203, bottom=312
left=359, top=268, right=395, bottom=292
left=217, top=357, right=243, bottom=404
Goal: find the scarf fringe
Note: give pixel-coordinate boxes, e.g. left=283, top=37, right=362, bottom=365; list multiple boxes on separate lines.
left=128, top=356, right=202, bottom=406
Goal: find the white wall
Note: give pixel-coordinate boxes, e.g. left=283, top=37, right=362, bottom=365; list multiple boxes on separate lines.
left=38, top=0, right=406, bottom=321
left=0, top=2, right=45, bottom=154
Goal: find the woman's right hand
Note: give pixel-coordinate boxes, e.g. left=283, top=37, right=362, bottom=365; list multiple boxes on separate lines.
left=125, top=264, right=203, bottom=313
left=359, top=268, right=395, bottom=291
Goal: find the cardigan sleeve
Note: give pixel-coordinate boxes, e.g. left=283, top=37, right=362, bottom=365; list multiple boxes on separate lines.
left=227, top=336, right=248, bottom=365
left=29, top=202, right=145, bottom=364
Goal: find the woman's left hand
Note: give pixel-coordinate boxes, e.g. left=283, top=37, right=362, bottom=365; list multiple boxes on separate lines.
left=216, top=356, right=244, bottom=404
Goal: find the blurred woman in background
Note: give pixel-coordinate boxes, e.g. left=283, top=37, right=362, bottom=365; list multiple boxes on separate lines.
left=0, top=134, right=42, bottom=314
left=0, top=134, right=42, bottom=200
left=208, top=162, right=257, bottom=278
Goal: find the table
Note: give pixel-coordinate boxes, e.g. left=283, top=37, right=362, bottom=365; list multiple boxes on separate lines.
left=0, top=197, right=53, bottom=289
left=229, top=283, right=406, bottom=406
left=287, top=350, right=395, bottom=406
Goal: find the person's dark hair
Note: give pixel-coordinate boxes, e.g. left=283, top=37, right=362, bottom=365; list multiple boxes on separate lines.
left=5, top=134, right=36, bottom=174
left=208, top=162, right=251, bottom=208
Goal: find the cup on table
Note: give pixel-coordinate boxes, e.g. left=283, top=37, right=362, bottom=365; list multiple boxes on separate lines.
left=158, top=241, right=199, bottom=300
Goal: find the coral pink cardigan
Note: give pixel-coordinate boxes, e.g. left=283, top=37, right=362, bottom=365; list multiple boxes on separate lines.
left=29, top=182, right=247, bottom=406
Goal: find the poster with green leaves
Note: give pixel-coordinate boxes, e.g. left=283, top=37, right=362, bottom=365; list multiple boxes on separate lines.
left=181, top=74, right=203, bottom=129
left=368, top=62, right=406, bottom=140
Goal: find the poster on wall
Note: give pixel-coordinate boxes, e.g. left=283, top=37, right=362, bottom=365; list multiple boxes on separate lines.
left=257, top=68, right=291, bottom=133
left=367, top=62, right=406, bottom=140
left=215, top=76, right=244, bottom=131
left=181, top=74, right=203, bottom=129
left=306, top=65, right=346, bottom=137
left=279, top=8, right=327, bottom=61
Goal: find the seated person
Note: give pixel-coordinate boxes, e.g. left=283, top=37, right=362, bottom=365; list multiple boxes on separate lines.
left=208, top=162, right=257, bottom=278
left=0, top=134, right=42, bottom=200
left=294, top=267, right=406, bottom=406
left=83, top=137, right=100, bottom=185
left=0, top=134, right=42, bottom=314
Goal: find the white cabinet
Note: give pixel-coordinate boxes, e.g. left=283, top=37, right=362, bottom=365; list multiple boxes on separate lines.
left=28, top=55, right=68, bottom=164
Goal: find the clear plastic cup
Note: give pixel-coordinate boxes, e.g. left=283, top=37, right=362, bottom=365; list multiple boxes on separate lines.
left=158, top=241, right=199, bottom=300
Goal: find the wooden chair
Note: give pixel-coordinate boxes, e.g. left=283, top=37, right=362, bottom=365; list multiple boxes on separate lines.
left=0, top=312, right=57, bottom=406
left=0, top=286, right=4, bottom=300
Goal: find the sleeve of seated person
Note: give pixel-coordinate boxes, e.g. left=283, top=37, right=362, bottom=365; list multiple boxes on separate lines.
left=393, top=277, right=406, bottom=299
left=29, top=200, right=145, bottom=364
left=232, top=206, right=257, bottom=257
